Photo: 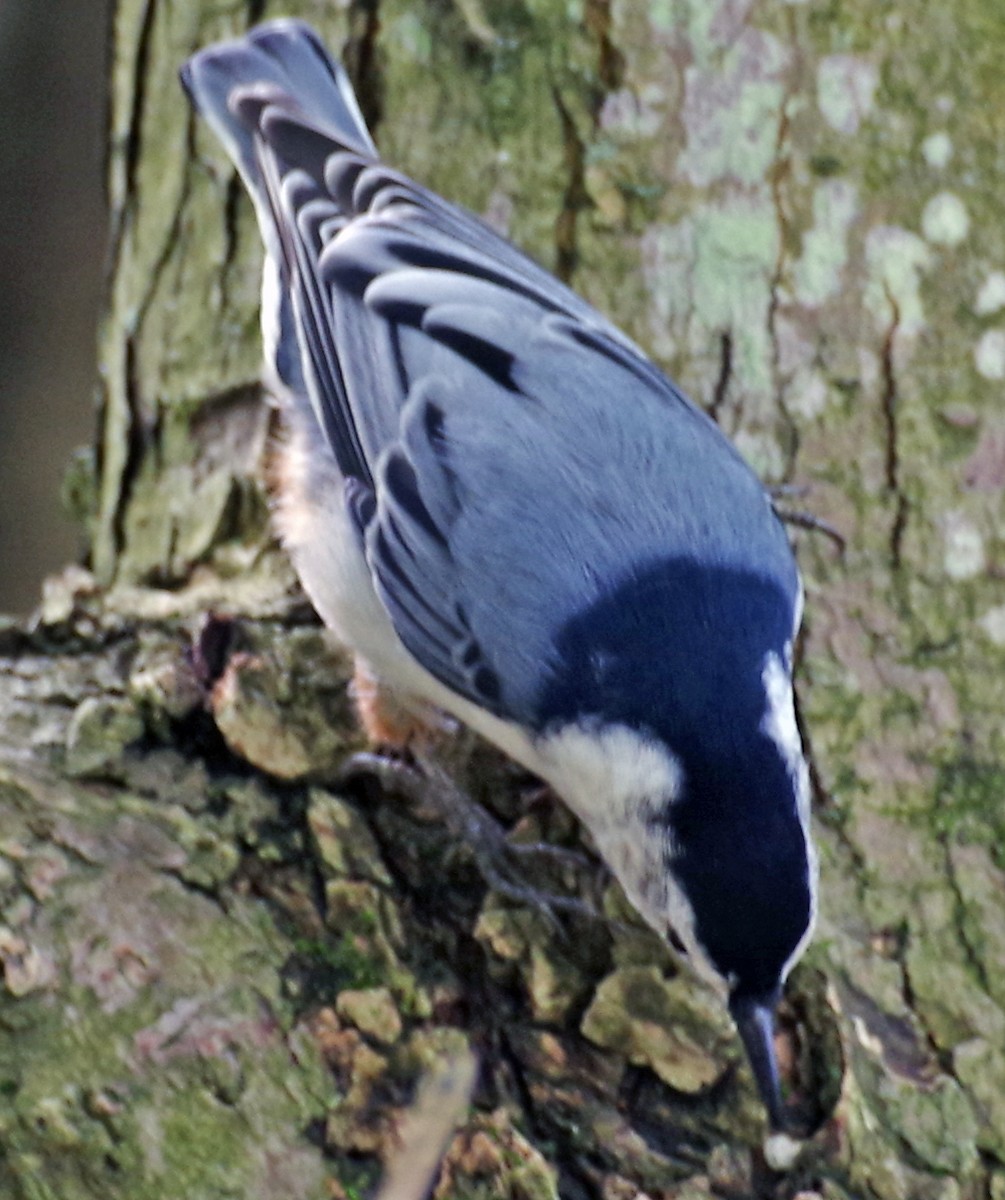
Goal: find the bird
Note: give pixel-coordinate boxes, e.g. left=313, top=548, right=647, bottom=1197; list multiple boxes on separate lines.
left=181, top=19, right=817, bottom=1147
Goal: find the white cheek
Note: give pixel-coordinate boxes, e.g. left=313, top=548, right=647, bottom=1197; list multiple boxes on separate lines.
left=528, top=723, right=720, bottom=982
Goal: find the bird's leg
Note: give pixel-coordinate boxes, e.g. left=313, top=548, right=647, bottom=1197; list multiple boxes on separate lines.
left=411, top=752, right=593, bottom=882
left=459, top=778, right=592, bottom=871
left=338, top=666, right=600, bottom=928
left=338, top=750, right=600, bottom=928
left=503, top=839, right=592, bottom=869
left=350, top=659, right=453, bottom=749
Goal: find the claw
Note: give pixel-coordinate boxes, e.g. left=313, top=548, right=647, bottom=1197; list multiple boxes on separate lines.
left=505, top=841, right=591, bottom=870
left=337, top=750, right=601, bottom=928
left=766, top=484, right=845, bottom=554
left=772, top=506, right=846, bottom=554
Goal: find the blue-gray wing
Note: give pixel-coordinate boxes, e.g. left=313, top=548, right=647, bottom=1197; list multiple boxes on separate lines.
left=342, top=270, right=797, bottom=724
left=183, top=24, right=797, bottom=725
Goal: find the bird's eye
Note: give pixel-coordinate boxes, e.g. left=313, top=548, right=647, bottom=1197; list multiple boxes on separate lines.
left=666, top=926, right=686, bottom=953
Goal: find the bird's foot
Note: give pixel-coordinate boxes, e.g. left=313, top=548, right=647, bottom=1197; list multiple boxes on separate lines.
left=768, top=485, right=845, bottom=553
left=336, top=750, right=599, bottom=930
left=772, top=505, right=846, bottom=552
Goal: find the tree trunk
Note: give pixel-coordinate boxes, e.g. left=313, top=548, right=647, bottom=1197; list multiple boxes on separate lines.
left=4, top=0, right=1005, bottom=1197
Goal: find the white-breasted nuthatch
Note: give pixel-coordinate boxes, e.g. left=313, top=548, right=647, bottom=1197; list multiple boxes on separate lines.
left=181, top=20, right=817, bottom=1141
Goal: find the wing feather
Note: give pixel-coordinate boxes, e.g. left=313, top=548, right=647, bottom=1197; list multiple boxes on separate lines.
left=203, top=29, right=797, bottom=726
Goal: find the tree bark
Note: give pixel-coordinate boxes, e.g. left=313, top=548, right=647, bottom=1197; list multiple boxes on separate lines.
left=3, top=0, right=1005, bottom=1197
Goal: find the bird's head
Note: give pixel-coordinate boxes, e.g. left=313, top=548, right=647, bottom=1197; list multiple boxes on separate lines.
left=536, top=701, right=815, bottom=1131
left=534, top=560, right=816, bottom=1131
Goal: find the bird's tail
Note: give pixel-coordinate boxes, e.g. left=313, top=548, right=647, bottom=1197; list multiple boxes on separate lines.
left=181, top=20, right=377, bottom=404
left=180, top=19, right=376, bottom=228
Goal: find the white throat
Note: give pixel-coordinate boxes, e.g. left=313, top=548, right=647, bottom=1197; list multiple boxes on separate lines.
left=532, top=722, right=718, bottom=983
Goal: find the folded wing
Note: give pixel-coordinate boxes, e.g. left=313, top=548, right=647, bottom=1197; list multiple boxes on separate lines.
left=183, top=23, right=798, bottom=727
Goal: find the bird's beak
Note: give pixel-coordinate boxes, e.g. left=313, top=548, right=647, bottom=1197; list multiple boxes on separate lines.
left=729, top=991, right=785, bottom=1132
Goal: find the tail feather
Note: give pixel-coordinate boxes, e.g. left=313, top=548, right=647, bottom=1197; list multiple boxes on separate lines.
left=180, top=19, right=377, bottom=410
left=181, top=19, right=375, bottom=192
